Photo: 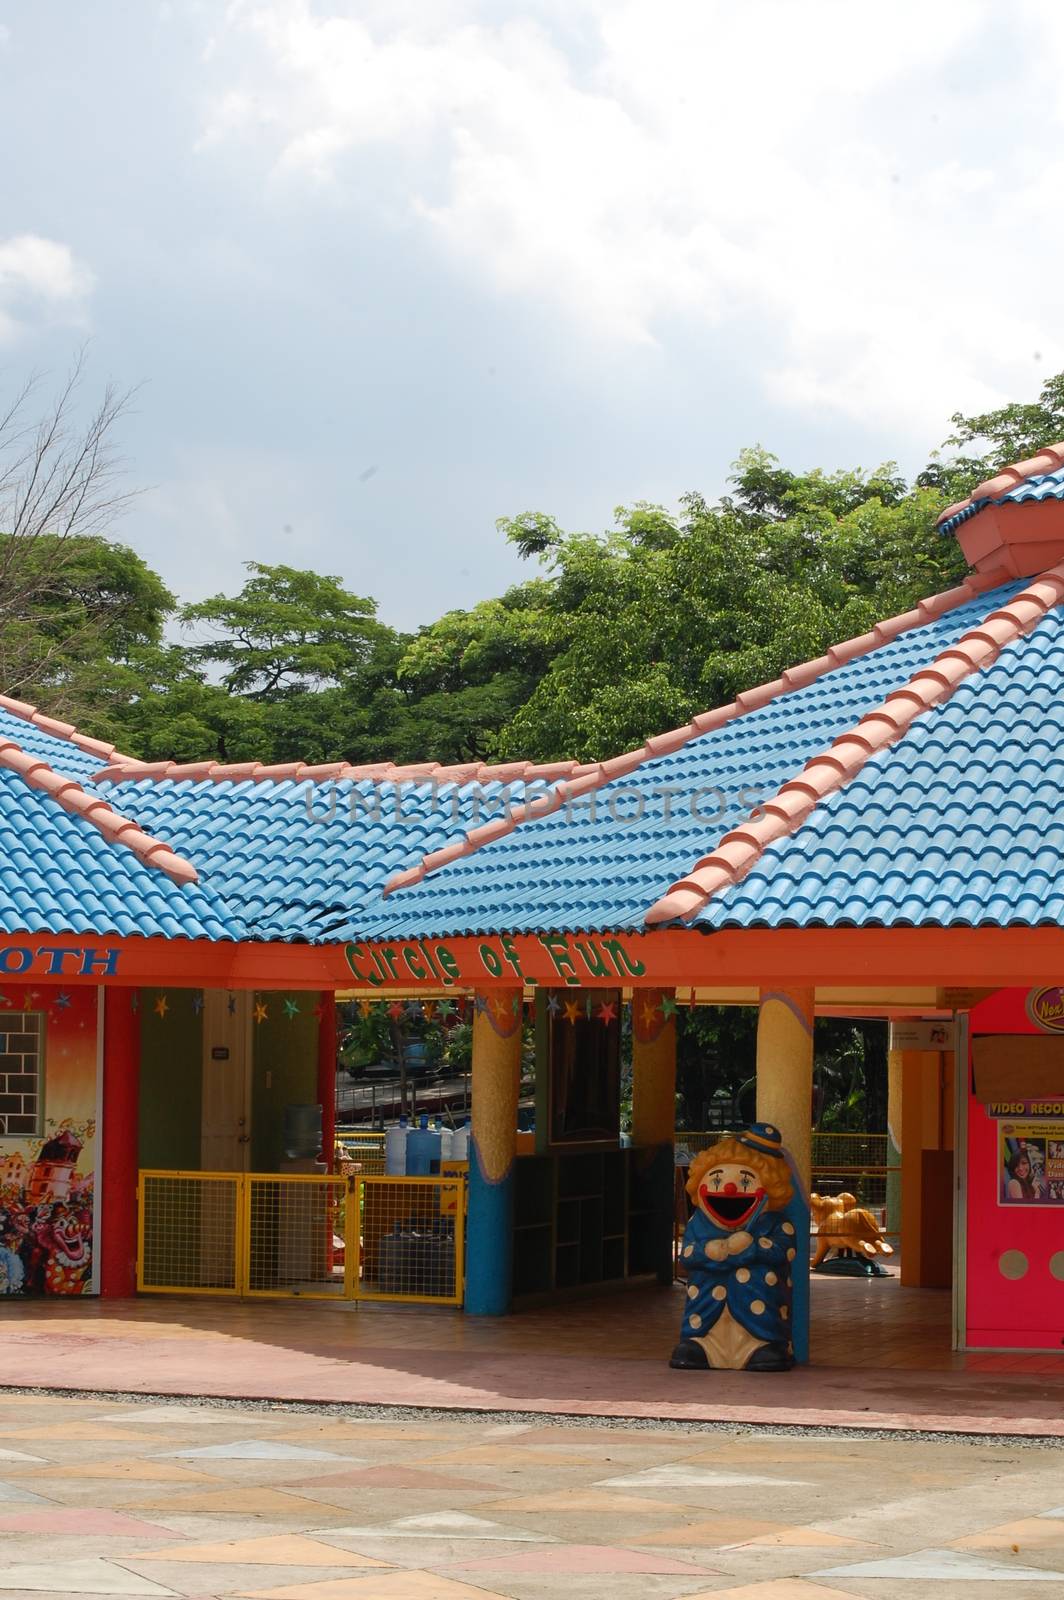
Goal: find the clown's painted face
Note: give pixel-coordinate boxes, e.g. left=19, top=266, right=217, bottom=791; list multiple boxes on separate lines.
left=697, top=1161, right=765, bottom=1230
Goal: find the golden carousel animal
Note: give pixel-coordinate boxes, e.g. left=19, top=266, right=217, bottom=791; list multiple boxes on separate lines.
left=810, top=1191, right=893, bottom=1269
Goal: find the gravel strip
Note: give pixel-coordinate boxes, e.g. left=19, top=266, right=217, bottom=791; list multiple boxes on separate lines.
left=0, top=1383, right=1060, bottom=1450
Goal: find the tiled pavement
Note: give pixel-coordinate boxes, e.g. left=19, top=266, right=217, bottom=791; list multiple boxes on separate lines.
left=0, top=1390, right=1062, bottom=1598
left=5, top=1276, right=1064, bottom=1436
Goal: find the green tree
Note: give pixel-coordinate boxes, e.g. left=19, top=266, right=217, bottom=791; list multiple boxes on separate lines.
left=180, top=562, right=384, bottom=698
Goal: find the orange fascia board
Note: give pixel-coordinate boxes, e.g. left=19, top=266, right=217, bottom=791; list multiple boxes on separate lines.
left=6, top=925, right=1064, bottom=993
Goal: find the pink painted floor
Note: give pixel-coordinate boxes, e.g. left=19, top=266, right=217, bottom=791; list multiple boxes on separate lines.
left=4, top=1276, right=1064, bottom=1437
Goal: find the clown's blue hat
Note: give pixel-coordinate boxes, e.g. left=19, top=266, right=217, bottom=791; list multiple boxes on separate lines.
left=737, top=1122, right=784, bottom=1157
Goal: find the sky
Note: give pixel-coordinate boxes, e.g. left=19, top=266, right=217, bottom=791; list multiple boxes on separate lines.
left=1, top=0, right=1063, bottom=632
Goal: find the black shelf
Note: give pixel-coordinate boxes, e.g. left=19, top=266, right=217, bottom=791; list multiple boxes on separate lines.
left=511, top=1144, right=672, bottom=1300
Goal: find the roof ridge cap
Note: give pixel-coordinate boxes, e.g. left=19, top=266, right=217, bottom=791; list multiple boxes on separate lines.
left=938, top=440, right=1064, bottom=526
left=382, top=566, right=1009, bottom=898
left=0, top=693, right=140, bottom=768
left=0, top=736, right=200, bottom=886
left=644, top=560, right=1064, bottom=925
left=92, top=755, right=593, bottom=787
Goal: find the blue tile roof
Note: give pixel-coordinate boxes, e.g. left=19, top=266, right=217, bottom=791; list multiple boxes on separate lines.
left=939, top=468, right=1064, bottom=536
left=695, top=603, right=1064, bottom=929
left=359, top=579, right=1027, bottom=938
left=0, top=706, right=113, bottom=785
left=0, top=766, right=233, bottom=940
left=99, top=774, right=552, bottom=943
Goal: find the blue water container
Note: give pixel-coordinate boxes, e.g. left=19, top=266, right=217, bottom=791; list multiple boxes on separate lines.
left=405, top=1113, right=443, bottom=1176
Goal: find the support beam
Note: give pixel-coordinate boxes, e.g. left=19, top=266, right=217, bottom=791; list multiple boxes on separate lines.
left=100, top=987, right=140, bottom=1298
left=316, top=991, right=337, bottom=1171
left=466, top=989, right=522, bottom=1316
left=631, top=988, right=677, bottom=1148
left=756, top=987, right=814, bottom=1189
left=886, top=1046, right=903, bottom=1239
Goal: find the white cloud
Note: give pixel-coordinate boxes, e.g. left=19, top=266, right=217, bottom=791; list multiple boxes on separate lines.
left=202, top=0, right=1064, bottom=440
left=0, top=235, right=94, bottom=342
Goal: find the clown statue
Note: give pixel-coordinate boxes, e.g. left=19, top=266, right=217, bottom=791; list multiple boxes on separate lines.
left=670, top=1123, right=802, bottom=1373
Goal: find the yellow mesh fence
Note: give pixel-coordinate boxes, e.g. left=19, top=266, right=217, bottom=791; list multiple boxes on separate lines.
left=138, top=1170, right=465, bottom=1304
left=245, top=1174, right=351, bottom=1298
left=675, top=1131, right=894, bottom=1168
left=355, top=1176, right=464, bottom=1304
left=336, top=1130, right=386, bottom=1176
left=137, top=1172, right=241, bottom=1294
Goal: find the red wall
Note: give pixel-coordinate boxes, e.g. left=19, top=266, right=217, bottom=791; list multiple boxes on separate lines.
left=966, top=988, right=1064, bottom=1349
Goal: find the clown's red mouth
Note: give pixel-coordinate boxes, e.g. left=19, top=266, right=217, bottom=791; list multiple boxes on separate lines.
left=699, top=1186, right=763, bottom=1229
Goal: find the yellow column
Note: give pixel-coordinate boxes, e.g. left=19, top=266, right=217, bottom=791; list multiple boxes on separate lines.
left=756, top=988, right=815, bottom=1189
left=466, top=989, right=523, bottom=1315
left=631, top=988, right=677, bottom=1147
left=886, top=1046, right=903, bottom=1238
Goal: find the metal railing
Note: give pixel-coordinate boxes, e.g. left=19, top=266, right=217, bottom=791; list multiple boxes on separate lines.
left=137, top=1170, right=465, bottom=1306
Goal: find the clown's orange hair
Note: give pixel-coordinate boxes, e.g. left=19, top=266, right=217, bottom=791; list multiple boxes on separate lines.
left=687, top=1137, right=793, bottom=1211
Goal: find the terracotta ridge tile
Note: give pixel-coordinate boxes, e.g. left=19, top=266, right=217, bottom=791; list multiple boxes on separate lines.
left=381, top=566, right=1006, bottom=898
left=0, top=734, right=199, bottom=887
left=938, top=440, right=1064, bottom=526
left=645, top=558, right=1064, bottom=925
left=0, top=692, right=139, bottom=769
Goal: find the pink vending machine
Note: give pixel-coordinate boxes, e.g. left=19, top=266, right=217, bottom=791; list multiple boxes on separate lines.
left=965, top=987, right=1064, bottom=1350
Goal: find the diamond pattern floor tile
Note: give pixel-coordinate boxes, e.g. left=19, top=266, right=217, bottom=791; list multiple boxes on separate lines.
left=446, top=1544, right=717, bottom=1575
left=125, top=1488, right=348, bottom=1517
left=0, top=1556, right=178, bottom=1594
left=317, top=1512, right=553, bottom=1544
left=0, top=1478, right=53, bottom=1503
left=953, top=1518, right=1064, bottom=1550
left=0, top=1507, right=172, bottom=1537
left=26, top=1460, right=222, bottom=1483
left=240, top=1576, right=508, bottom=1599
left=154, top=1443, right=349, bottom=1463
left=812, top=1547, right=1064, bottom=1580
left=137, top=1536, right=390, bottom=1568
left=632, top=1518, right=867, bottom=1549
left=599, top=1467, right=810, bottom=1490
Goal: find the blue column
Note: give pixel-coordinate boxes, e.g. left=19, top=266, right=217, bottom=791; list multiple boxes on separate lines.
left=463, top=989, right=522, bottom=1316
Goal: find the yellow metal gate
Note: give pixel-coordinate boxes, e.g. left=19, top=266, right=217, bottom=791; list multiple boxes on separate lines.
left=137, top=1170, right=465, bottom=1306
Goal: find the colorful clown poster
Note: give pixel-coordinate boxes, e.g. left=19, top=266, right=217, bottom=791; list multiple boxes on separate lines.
left=0, top=986, right=98, bottom=1295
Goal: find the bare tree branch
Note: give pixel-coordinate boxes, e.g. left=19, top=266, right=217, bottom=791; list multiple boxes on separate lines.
left=0, top=352, right=143, bottom=701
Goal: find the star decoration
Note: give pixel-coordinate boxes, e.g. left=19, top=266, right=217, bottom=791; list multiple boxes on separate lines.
left=388, top=1001, right=405, bottom=1020
left=491, top=995, right=510, bottom=1022
left=283, top=998, right=300, bottom=1020
left=154, top=995, right=169, bottom=1019
left=421, top=1001, right=436, bottom=1022
left=547, top=993, right=561, bottom=1017
left=563, top=999, right=581, bottom=1025
left=406, top=1000, right=422, bottom=1018
left=640, top=998, right=660, bottom=1027
left=312, top=1003, right=324, bottom=1021
left=191, top=993, right=204, bottom=1015
left=22, top=991, right=38, bottom=1011
left=53, top=992, right=72, bottom=1012
left=512, top=995, right=522, bottom=1016
left=661, top=993, right=678, bottom=1018
left=474, top=994, right=490, bottom=1015
left=227, top=993, right=237, bottom=1016
left=254, top=1001, right=268, bottom=1024
left=358, top=999, right=373, bottom=1019
left=597, top=1000, right=617, bottom=1024
left=436, top=999, right=455, bottom=1019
